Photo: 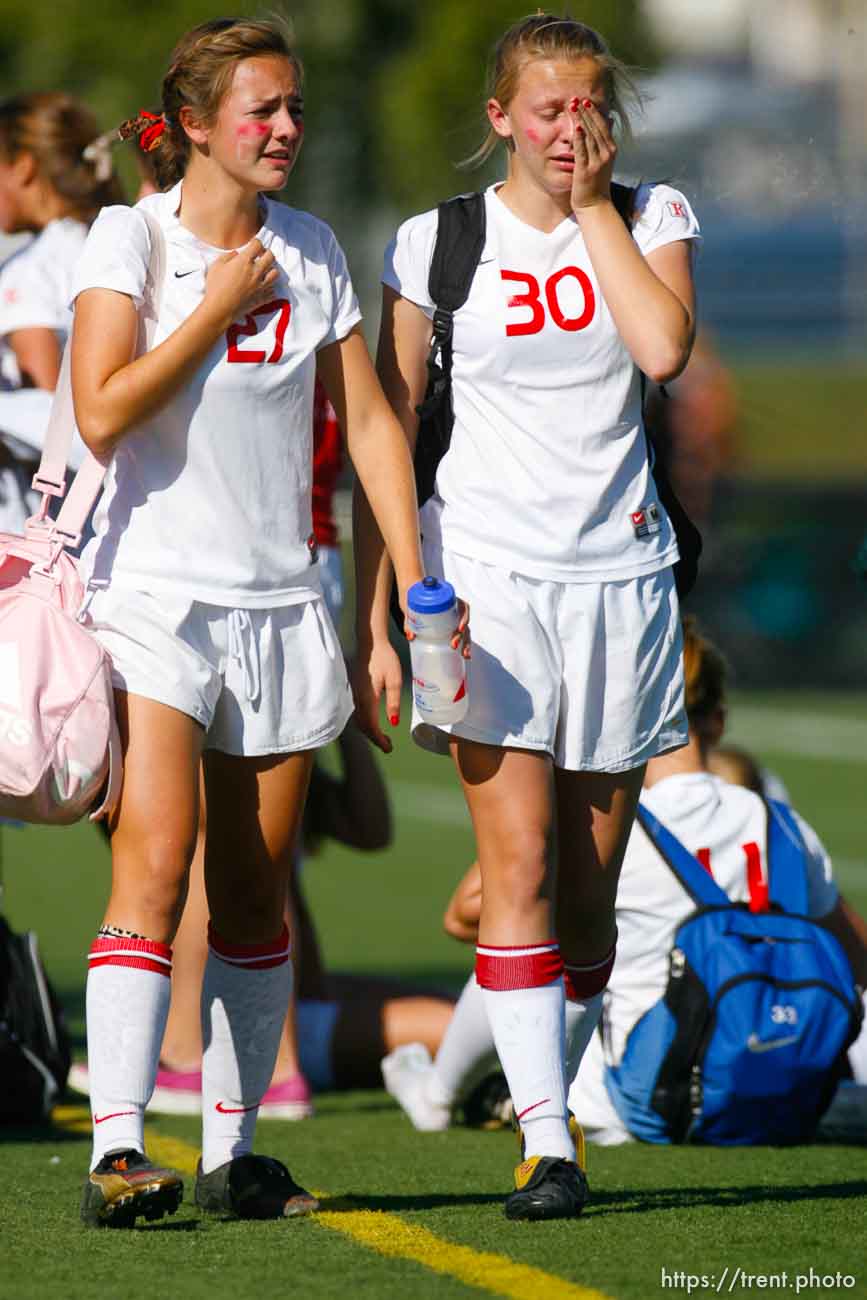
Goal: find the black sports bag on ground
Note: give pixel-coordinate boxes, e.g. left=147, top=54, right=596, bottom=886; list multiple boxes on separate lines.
left=0, top=913, right=71, bottom=1123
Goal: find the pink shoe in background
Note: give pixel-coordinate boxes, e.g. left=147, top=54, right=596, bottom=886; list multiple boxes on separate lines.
left=149, top=1065, right=203, bottom=1116
left=66, top=1061, right=204, bottom=1115
left=259, top=1074, right=314, bottom=1121
left=67, top=1060, right=313, bottom=1120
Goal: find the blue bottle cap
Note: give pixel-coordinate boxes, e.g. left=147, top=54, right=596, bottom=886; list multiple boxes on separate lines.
left=407, top=575, right=456, bottom=614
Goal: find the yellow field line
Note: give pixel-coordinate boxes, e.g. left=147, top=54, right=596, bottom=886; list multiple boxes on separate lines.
left=54, top=1105, right=613, bottom=1300
left=312, top=1205, right=614, bottom=1300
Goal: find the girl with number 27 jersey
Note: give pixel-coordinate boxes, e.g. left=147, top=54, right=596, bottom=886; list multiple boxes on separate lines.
left=71, top=17, right=423, bottom=1229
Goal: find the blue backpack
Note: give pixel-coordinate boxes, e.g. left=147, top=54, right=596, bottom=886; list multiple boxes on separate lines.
left=605, top=799, right=863, bottom=1145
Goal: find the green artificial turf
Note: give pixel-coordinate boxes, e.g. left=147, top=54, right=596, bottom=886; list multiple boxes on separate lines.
left=1, top=690, right=865, bottom=1299
left=1, top=1105, right=865, bottom=1300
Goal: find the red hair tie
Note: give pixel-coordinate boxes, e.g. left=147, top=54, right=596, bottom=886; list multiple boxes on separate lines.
left=138, top=110, right=167, bottom=153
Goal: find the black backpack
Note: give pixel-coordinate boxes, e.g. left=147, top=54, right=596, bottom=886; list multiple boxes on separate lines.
left=402, top=184, right=702, bottom=602
left=0, top=913, right=71, bottom=1123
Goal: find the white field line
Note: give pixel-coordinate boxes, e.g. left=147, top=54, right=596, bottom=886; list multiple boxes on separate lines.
left=389, top=783, right=866, bottom=884
left=727, top=705, right=867, bottom=763
left=390, top=706, right=867, bottom=827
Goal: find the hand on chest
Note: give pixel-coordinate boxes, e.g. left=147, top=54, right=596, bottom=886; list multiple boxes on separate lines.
left=164, top=240, right=324, bottom=377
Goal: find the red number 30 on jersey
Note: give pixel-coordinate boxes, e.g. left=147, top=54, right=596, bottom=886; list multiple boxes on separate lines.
left=226, top=298, right=291, bottom=363
left=501, top=267, right=597, bottom=338
left=501, top=268, right=595, bottom=337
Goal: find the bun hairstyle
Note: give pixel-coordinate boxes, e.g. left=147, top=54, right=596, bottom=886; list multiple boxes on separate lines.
left=0, top=92, right=125, bottom=222
left=465, top=11, right=641, bottom=169
left=91, top=17, right=302, bottom=192
left=681, top=615, right=728, bottom=731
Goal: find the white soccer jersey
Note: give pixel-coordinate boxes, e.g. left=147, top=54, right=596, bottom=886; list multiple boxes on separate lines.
left=71, top=183, right=361, bottom=607
left=0, top=217, right=88, bottom=391
left=570, top=772, right=838, bottom=1142
left=383, top=183, right=701, bottom=582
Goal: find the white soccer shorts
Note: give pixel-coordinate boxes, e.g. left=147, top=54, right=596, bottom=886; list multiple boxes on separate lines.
left=414, top=541, right=687, bottom=773
left=80, top=586, right=353, bottom=757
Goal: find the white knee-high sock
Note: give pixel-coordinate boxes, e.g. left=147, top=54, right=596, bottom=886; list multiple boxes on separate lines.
left=476, top=942, right=572, bottom=1162
left=86, top=934, right=172, bottom=1170
left=200, top=923, right=291, bottom=1175
left=563, top=945, right=616, bottom=1087
left=428, top=974, right=496, bottom=1107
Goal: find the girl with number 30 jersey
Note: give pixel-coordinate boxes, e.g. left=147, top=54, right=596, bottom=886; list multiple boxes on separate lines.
left=71, top=17, right=423, bottom=1228
left=354, top=13, right=701, bottom=1220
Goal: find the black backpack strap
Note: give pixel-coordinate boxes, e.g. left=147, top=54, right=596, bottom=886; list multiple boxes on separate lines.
left=416, top=193, right=486, bottom=423
left=610, top=181, right=636, bottom=228
left=390, top=194, right=486, bottom=631
left=428, top=192, right=487, bottom=314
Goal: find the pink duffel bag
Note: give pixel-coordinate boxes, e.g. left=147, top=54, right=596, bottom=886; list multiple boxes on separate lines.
left=0, top=514, right=120, bottom=825
left=0, top=207, right=164, bottom=825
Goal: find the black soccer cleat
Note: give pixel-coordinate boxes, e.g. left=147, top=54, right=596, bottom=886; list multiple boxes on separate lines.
left=461, top=1072, right=513, bottom=1130
left=80, top=1149, right=183, bottom=1228
left=194, top=1154, right=319, bottom=1219
left=504, top=1155, right=589, bottom=1221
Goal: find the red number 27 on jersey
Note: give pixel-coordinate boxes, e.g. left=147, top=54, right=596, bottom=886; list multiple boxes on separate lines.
left=226, top=298, right=291, bottom=364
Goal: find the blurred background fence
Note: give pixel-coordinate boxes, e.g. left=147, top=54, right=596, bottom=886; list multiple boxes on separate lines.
left=1, top=0, right=864, bottom=686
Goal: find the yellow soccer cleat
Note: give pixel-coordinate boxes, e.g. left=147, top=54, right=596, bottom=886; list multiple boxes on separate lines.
left=80, top=1149, right=183, bottom=1228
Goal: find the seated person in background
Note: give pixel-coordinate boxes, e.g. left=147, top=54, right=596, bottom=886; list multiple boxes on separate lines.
left=385, top=618, right=867, bottom=1143
left=382, top=856, right=507, bottom=1133
left=281, top=716, right=455, bottom=1096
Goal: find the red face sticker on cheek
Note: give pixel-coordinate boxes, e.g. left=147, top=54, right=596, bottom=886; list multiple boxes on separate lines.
left=235, top=122, right=268, bottom=164
left=525, top=126, right=540, bottom=143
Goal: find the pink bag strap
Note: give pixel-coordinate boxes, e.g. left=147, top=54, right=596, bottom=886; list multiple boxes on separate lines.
left=30, top=207, right=167, bottom=549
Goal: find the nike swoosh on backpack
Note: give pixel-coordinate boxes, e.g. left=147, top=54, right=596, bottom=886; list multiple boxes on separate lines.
left=746, top=1033, right=799, bottom=1053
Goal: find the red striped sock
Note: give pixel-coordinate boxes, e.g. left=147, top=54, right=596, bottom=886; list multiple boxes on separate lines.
left=86, top=933, right=172, bottom=1169
left=88, top=934, right=172, bottom=978
left=201, top=924, right=292, bottom=1175
left=475, top=943, right=572, bottom=1162
left=207, top=922, right=291, bottom=970
left=475, top=941, right=563, bottom=990
left=563, top=942, right=616, bottom=1001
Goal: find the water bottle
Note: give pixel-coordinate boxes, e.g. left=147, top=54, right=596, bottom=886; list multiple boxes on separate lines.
left=407, top=576, right=468, bottom=726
